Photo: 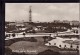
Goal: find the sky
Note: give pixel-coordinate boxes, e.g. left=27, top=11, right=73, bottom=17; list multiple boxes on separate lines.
left=5, top=3, right=79, bottom=22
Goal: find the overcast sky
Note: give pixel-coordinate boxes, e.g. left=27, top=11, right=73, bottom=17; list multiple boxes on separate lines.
left=5, top=3, right=79, bottom=22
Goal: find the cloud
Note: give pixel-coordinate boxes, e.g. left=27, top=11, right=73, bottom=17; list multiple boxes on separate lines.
left=5, top=3, right=79, bottom=22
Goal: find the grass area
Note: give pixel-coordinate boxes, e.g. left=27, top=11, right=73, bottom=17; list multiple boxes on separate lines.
left=63, top=40, right=79, bottom=45
left=5, top=36, right=60, bottom=54
left=5, top=36, right=79, bottom=55
left=5, top=37, right=37, bottom=46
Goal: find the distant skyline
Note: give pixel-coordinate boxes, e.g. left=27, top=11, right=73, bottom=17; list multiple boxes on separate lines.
left=5, top=3, right=79, bottom=22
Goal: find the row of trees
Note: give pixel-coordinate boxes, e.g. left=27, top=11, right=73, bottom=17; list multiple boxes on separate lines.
left=29, top=22, right=72, bottom=33
left=32, top=22, right=71, bottom=28
left=59, top=44, right=79, bottom=50
left=5, top=33, right=27, bottom=38
left=5, top=22, right=72, bottom=33
left=5, top=33, right=16, bottom=38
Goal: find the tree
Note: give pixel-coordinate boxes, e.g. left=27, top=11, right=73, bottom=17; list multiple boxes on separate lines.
left=49, top=42, right=51, bottom=46
left=76, top=45, right=79, bottom=50
left=12, top=33, right=15, bottom=37
left=59, top=45, right=61, bottom=48
left=23, top=33, right=26, bottom=37
left=70, top=44, right=73, bottom=49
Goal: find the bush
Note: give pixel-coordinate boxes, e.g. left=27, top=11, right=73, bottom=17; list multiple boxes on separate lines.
left=11, top=52, right=28, bottom=55
left=30, top=37, right=37, bottom=42
left=38, top=49, right=60, bottom=55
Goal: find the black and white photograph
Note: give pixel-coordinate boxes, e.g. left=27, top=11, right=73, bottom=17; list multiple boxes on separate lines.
left=5, top=3, right=79, bottom=55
